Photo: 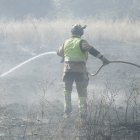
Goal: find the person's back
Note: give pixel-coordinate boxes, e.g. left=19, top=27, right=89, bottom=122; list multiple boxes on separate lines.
left=64, top=36, right=88, bottom=62
left=62, top=35, right=88, bottom=74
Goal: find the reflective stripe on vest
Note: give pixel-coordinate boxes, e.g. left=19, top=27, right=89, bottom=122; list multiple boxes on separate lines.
left=64, top=37, right=88, bottom=62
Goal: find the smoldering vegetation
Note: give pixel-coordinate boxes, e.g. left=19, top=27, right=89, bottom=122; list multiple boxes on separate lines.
left=0, top=18, right=140, bottom=139
left=0, top=80, right=140, bottom=140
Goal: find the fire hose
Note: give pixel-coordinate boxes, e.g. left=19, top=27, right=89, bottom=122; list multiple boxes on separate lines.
left=89, top=60, right=140, bottom=76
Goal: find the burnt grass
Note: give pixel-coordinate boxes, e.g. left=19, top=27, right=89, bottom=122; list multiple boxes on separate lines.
left=0, top=88, right=140, bottom=140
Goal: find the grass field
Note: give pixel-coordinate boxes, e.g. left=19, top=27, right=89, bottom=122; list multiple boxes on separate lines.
left=0, top=18, right=140, bottom=140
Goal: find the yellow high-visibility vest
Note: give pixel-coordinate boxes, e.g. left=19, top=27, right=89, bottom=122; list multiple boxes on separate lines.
left=64, top=37, right=88, bottom=62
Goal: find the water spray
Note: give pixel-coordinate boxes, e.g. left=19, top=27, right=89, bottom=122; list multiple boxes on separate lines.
left=0, top=51, right=56, bottom=78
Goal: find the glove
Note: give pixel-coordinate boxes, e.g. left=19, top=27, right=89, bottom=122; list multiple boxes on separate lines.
left=101, top=56, right=110, bottom=65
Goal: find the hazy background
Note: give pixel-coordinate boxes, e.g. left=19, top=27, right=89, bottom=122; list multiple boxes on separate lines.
left=0, top=0, right=140, bottom=20
left=0, top=0, right=140, bottom=106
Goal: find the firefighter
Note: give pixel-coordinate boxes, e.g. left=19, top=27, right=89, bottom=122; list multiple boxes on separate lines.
left=57, top=24, right=109, bottom=120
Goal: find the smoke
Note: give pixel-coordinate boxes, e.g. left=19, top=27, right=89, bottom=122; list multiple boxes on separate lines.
left=0, top=18, right=139, bottom=106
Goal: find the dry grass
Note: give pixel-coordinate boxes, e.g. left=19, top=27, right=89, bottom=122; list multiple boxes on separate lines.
left=0, top=18, right=139, bottom=49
